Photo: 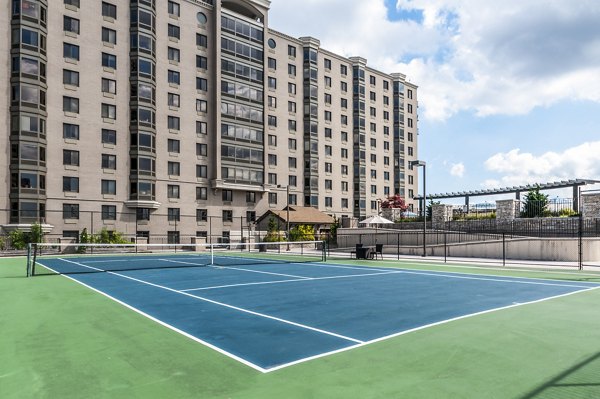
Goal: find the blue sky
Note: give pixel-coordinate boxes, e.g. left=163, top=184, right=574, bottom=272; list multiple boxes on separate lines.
left=269, top=0, right=600, bottom=202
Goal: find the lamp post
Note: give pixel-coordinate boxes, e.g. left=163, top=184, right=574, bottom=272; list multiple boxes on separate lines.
left=410, top=160, right=427, bottom=257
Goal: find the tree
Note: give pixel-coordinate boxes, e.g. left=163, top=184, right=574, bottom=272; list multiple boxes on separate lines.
left=380, top=195, right=409, bottom=211
left=289, top=225, right=315, bottom=241
left=521, top=186, right=549, bottom=218
left=264, top=216, right=283, bottom=242
left=426, top=200, right=441, bottom=219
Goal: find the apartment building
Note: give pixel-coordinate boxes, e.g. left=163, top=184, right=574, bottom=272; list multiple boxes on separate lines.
left=1, top=0, right=419, bottom=242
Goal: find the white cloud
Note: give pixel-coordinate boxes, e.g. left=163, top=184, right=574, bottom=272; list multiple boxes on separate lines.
left=483, top=141, right=600, bottom=186
left=268, top=0, right=600, bottom=121
left=450, top=162, right=465, bottom=177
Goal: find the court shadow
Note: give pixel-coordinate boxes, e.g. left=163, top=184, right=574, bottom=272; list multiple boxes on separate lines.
left=520, top=352, right=600, bottom=398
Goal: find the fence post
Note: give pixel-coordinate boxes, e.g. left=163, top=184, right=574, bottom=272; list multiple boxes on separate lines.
left=444, top=230, right=447, bottom=263
left=502, top=233, right=506, bottom=267
left=397, top=232, right=400, bottom=260
left=578, top=214, right=583, bottom=270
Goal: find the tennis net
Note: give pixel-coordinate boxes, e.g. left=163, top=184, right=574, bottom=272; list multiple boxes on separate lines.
left=27, top=240, right=326, bottom=276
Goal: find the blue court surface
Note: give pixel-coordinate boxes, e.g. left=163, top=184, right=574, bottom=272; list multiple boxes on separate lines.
left=37, top=256, right=600, bottom=372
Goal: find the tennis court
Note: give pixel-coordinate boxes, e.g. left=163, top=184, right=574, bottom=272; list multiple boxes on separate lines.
left=30, top=243, right=600, bottom=372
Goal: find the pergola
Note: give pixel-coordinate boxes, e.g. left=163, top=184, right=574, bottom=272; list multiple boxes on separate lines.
left=418, top=179, right=600, bottom=212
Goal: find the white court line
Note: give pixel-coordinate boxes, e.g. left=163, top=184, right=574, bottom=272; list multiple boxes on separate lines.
left=42, top=257, right=600, bottom=373
left=265, top=285, right=600, bottom=372
left=37, top=261, right=268, bottom=373
left=56, top=258, right=364, bottom=347
left=182, top=270, right=401, bottom=292
left=161, top=258, right=310, bottom=279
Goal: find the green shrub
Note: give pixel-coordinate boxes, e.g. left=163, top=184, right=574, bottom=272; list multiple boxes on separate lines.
left=289, top=224, right=315, bottom=242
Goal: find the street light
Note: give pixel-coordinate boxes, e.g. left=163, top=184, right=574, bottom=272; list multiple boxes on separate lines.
left=410, top=160, right=427, bottom=257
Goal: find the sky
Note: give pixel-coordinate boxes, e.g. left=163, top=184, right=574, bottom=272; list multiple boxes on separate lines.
left=268, top=0, right=600, bottom=202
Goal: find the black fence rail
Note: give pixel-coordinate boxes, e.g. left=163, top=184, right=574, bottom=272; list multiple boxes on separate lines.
left=0, top=208, right=326, bottom=252
left=440, top=217, right=600, bottom=237
left=334, top=229, right=600, bottom=270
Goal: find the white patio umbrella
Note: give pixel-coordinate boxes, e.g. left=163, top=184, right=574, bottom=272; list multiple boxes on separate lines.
left=359, top=215, right=394, bottom=225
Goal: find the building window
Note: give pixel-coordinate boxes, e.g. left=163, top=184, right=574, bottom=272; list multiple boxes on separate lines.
left=268, top=173, right=277, bottom=185
left=324, top=76, right=332, bottom=88
left=325, top=145, right=332, bottom=156
left=63, top=150, right=79, bottom=166
left=168, top=93, right=180, bottom=108
left=63, top=204, right=79, bottom=219
left=168, top=47, right=180, bottom=62
left=168, top=24, right=180, bottom=39
left=268, top=57, right=276, bottom=69
left=168, top=70, right=180, bottom=85
left=341, top=181, right=348, bottom=191
left=102, top=53, right=117, bottom=69
left=325, top=197, right=333, bottom=207
left=63, top=69, right=79, bottom=86
left=268, top=154, right=277, bottom=166
left=268, top=192, right=277, bottom=205
left=196, top=55, right=207, bottom=69
left=325, top=163, right=332, bottom=173
left=167, top=139, right=180, bottom=153
left=196, top=164, right=207, bottom=178
left=102, top=129, right=116, bottom=144
left=288, top=139, right=297, bottom=150
left=167, top=1, right=180, bottom=17
left=101, top=179, right=116, bottom=195
left=101, top=78, right=116, bottom=94
left=196, top=78, right=207, bottom=91
left=288, top=120, right=297, bottom=131
left=246, top=192, right=256, bottom=203
left=288, top=157, right=297, bottom=169
left=63, top=177, right=79, bottom=192
left=63, top=123, right=79, bottom=139
left=268, top=77, right=276, bottom=89
left=168, top=208, right=180, bottom=221
left=196, top=33, right=207, bottom=47
left=196, top=187, right=207, bottom=200
left=101, top=2, right=117, bottom=19
left=196, top=121, right=207, bottom=135
left=288, top=83, right=296, bottom=95
left=101, top=154, right=116, bottom=169
left=268, top=115, right=277, bottom=127
left=407, top=89, right=413, bottom=99
left=63, top=96, right=79, bottom=113
left=102, top=27, right=116, bottom=44
left=196, top=208, right=208, bottom=222
left=168, top=116, right=180, bottom=130
left=246, top=211, right=256, bottom=222
left=63, top=43, right=80, bottom=60
left=101, top=205, right=116, bottom=220
left=325, top=180, right=333, bottom=190
left=268, top=135, right=277, bottom=147
left=196, top=143, right=207, bottom=156
left=196, top=100, right=207, bottom=113
left=341, top=198, right=349, bottom=208
left=167, top=161, right=180, bottom=176
left=324, top=111, right=332, bottom=122
left=222, top=190, right=233, bottom=202
left=101, top=103, right=116, bottom=119
left=64, top=16, right=80, bottom=34
left=167, top=184, right=180, bottom=199
left=64, top=0, right=80, bottom=7
left=222, top=210, right=233, bottom=222
left=288, top=45, right=296, bottom=57
left=288, top=64, right=296, bottom=76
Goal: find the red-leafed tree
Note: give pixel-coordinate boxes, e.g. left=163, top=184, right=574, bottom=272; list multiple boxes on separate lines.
left=380, top=194, right=409, bottom=211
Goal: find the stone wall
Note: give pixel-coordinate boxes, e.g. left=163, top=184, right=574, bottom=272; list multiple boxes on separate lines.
left=431, top=204, right=453, bottom=229
left=496, top=199, right=518, bottom=222
left=582, top=194, right=600, bottom=218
